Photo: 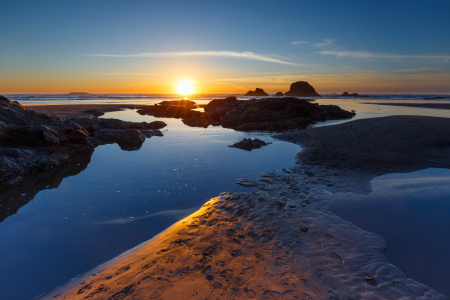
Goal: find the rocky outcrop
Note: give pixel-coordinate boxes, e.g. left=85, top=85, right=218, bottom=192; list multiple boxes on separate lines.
left=213, top=97, right=355, bottom=132
left=202, top=97, right=242, bottom=120
left=136, top=100, right=211, bottom=128
left=244, top=88, right=269, bottom=96
left=228, top=138, right=272, bottom=151
left=274, top=92, right=284, bottom=96
left=284, top=81, right=321, bottom=97
left=0, top=95, right=167, bottom=186
left=137, top=97, right=355, bottom=132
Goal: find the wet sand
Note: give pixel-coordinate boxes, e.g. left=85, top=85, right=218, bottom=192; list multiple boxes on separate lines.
left=25, top=104, right=143, bottom=119
left=41, top=115, right=450, bottom=299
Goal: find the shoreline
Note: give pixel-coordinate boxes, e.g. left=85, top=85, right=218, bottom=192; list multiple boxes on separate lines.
left=40, top=115, right=450, bottom=299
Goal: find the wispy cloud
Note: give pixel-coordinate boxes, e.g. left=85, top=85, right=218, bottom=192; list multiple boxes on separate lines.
left=91, top=208, right=195, bottom=225
left=313, top=39, right=336, bottom=48
left=318, top=50, right=450, bottom=61
left=292, top=41, right=309, bottom=47
left=87, top=51, right=303, bottom=66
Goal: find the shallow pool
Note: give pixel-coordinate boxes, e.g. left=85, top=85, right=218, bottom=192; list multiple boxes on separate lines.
left=329, top=168, right=450, bottom=296
left=0, top=110, right=299, bottom=300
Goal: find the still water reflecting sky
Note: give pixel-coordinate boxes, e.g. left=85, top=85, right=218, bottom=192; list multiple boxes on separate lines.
left=0, top=110, right=299, bottom=300
left=330, top=168, right=450, bottom=296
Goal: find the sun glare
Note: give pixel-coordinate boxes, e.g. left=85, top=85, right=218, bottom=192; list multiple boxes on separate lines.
left=176, top=81, right=194, bottom=95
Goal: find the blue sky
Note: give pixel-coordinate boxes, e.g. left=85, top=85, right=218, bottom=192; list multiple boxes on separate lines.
left=1, top=0, right=449, bottom=93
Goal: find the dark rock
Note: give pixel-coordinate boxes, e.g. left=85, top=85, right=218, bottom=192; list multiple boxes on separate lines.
left=229, top=138, right=272, bottom=151
left=135, top=96, right=355, bottom=132
left=218, top=97, right=355, bottom=132
left=284, top=81, right=321, bottom=97
left=274, top=92, right=284, bottom=96
left=341, top=92, right=359, bottom=97
left=299, top=226, right=308, bottom=232
left=136, top=100, right=211, bottom=128
left=84, top=109, right=104, bottom=117
left=203, top=97, right=241, bottom=120
left=0, top=95, right=167, bottom=186
left=364, top=276, right=378, bottom=286
left=244, top=88, right=269, bottom=96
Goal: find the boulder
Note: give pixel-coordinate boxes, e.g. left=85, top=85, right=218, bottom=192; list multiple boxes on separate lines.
left=284, top=81, right=321, bottom=97
left=244, top=88, right=269, bottom=96
left=229, top=138, right=272, bottom=151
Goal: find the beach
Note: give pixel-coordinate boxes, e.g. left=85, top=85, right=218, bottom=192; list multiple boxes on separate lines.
left=34, top=104, right=450, bottom=299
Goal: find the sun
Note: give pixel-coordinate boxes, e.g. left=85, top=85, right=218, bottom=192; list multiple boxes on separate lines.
left=176, top=81, right=194, bottom=95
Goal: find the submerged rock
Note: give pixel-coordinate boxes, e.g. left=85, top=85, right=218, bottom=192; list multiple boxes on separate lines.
left=229, top=138, right=272, bottom=151
left=284, top=81, right=321, bottom=97
left=244, top=88, right=269, bottom=96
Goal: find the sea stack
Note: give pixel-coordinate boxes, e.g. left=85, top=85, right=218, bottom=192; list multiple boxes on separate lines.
left=341, top=92, right=360, bottom=97
left=274, top=92, right=284, bottom=96
left=284, top=81, right=321, bottom=97
left=244, top=88, right=269, bottom=96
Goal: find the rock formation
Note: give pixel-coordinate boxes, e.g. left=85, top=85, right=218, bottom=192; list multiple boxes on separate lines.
left=341, top=92, right=360, bottom=97
left=228, top=138, right=272, bottom=151
left=136, top=100, right=210, bottom=128
left=244, top=88, right=269, bottom=96
left=284, top=81, right=321, bottom=97
left=213, top=97, right=355, bottom=131
left=274, top=92, right=284, bottom=96
left=136, top=97, right=355, bottom=132
left=0, top=95, right=166, bottom=186
left=73, top=118, right=165, bottom=150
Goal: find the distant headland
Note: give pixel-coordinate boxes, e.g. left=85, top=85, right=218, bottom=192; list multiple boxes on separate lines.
left=67, top=92, right=89, bottom=95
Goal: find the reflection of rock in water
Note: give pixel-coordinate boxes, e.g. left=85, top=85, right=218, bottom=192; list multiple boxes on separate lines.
left=0, top=151, right=93, bottom=224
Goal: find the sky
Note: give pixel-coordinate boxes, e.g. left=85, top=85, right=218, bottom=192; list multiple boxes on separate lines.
left=1, top=0, right=450, bottom=94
